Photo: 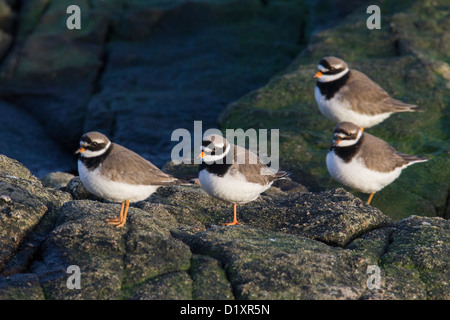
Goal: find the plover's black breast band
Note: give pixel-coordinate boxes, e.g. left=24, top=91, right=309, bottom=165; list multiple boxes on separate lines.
left=80, top=143, right=113, bottom=170
left=317, top=70, right=351, bottom=100
left=331, top=134, right=364, bottom=163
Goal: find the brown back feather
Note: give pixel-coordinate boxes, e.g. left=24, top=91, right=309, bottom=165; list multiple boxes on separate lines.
left=228, top=145, right=288, bottom=186
left=360, top=134, right=417, bottom=172
left=343, top=70, right=418, bottom=115
left=102, top=143, right=179, bottom=185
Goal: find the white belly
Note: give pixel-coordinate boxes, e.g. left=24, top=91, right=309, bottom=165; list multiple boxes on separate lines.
left=78, top=161, right=158, bottom=203
left=199, top=169, right=271, bottom=205
left=315, top=86, right=391, bottom=128
left=326, top=151, right=402, bottom=194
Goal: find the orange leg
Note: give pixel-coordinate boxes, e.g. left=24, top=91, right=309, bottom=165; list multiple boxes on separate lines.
left=106, top=201, right=125, bottom=224
left=223, top=203, right=240, bottom=226
left=367, top=192, right=375, bottom=205
left=107, top=200, right=130, bottom=228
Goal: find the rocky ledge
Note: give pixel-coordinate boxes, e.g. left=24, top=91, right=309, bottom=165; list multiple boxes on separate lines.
left=0, top=155, right=448, bottom=300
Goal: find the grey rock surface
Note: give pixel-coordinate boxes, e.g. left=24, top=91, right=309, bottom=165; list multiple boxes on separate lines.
left=0, top=155, right=448, bottom=300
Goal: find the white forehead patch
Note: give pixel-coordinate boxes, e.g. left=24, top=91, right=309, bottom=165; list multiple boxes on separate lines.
left=334, top=133, right=347, bottom=139
left=318, top=64, right=328, bottom=72
left=214, top=141, right=225, bottom=148
left=79, top=141, right=111, bottom=158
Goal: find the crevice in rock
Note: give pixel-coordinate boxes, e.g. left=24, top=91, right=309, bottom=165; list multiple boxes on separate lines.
left=79, top=19, right=113, bottom=137
left=185, top=257, right=196, bottom=300
left=378, top=228, right=395, bottom=260
left=0, top=0, right=20, bottom=66
left=0, top=0, right=51, bottom=78
left=172, top=231, right=237, bottom=300
left=0, top=205, right=59, bottom=276
left=435, top=189, right=449, bottom=219
left=345, top=223, right=396, bottom=250
left=90, top=24, right=112, bottom=96
left=0, top=0, right=19, bottom=64
left=117, top=220, right=133, bottom=299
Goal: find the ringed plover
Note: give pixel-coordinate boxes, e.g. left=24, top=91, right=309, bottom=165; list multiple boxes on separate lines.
left=198, top=134, right=289, bottom=226
left=326, top=122, right=428, bottom=204
left=314, top=56, right=420, bottom=128
left=76, top=131, right=183, bottom=227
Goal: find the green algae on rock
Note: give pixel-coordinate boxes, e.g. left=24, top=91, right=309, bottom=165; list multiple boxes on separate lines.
left=218, top=0, right=450, bottom=220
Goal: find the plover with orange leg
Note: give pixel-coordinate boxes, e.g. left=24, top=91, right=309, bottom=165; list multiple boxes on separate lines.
left=76, top=131, right=183, bottom=227
left=314, top=56, right=421, bottom=128
left=198, top=134, right=289, bottom=226
left=326, top=122, right=428, bottom=205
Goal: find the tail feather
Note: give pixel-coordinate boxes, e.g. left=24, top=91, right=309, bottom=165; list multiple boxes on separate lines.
left=275, top=171, right=290, bottom=180
left=388, top=98, right=422, bottom=112
left=396, top=152, right=429, bottom=166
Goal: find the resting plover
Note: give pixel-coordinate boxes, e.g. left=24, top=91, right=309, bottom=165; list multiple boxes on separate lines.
left=76, top=131, right=182, bottom=227
left=326, top=122, right=428, bottom=204
left=198, top=134, right=289, bottom=226
left=314, top=56, right=420, bottom=128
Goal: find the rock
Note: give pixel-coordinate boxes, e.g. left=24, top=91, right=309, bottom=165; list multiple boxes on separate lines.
left=218, top=0, right=450, bottom=220
left=40, top=172, right=75, bottom=189
left=0, top=0, right=448, bottom=300
left=64, top=176, right=101, bottom=201
left=146, top=185, right=392, bottom=247
left=350, top=215, right=450, bottom=300
left=0, top=155, right=72, bottom=272
left=185, top=225, right=370, bottom=299
left=0, top=0, right=308, bottom=177
left=376, top=216, right=449, bottom=300
left=126, top=272, right=193, bottom=300
left=0, top=101, right=75, bottom=177
left=0, top=0, right=110, bottom=151
left=0, top=273, right=45, bottom=300
left=0, top=156, right=448, bottom=299
left=0, top=0, right=13, bottom=61
left=190, top=255, right=234, bottom=300
left=31, top=199, right=192, bottom=300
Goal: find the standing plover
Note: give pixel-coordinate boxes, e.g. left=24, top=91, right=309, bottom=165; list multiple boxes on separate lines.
left=76, top=131, right=182, bottom=227
left=314, top=56, right=420, bottom=128
left=326, top=122, right=428, bottom=204
left=198, top=134, right=289, bottom=225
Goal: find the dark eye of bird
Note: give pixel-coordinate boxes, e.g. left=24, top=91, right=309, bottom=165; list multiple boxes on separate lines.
left=92, top=142, right=98, bottom=147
